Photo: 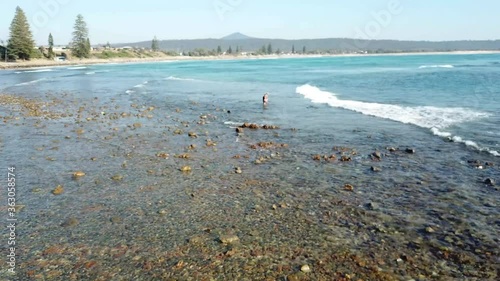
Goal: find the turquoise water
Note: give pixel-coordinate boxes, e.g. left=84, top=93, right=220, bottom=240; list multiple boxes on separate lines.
left=3, top=54, right=499, bottom=156
left=1, top=54, right=499, bottom=279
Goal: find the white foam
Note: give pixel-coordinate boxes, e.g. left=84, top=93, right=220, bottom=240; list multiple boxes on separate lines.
left=125, top=90, right=135, bottom=94
left=432, top=128, right=500, bottom=157
left=133, top=81, right=148, bottom=88
left=23, top=68, right=53, bottom=73
left=15, top=78, right=46, bottom=86
left=67, top=66, right=87, bottom=70
left=85, top=72, right=95, bottom=75
left=165, top=76, right=196, bottom=81
left=297, top=84, right=498, bottom=157
left=419, top=64, right=454, bottom=69
left=296, top=84, right=489, bottom=130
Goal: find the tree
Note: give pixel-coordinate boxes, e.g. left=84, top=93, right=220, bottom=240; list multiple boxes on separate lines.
left=151, top=36, right=159, bottom=51
left=260, top=45, right=266, bottom=54
left=217, top=45, right=222, bottom=54
left=7, top=6, right=35, bottom=60
left=267, top=43, right=272, bottom=54
left=48, top=33, right=55, bottom=59
left=86, top=38, right=91, bottom=54
left=235, top=46, right=239, bottom=53
left=106, top=41, right=111, bottom=49
left=292, top=45, right=295, bottom=54
left=302, top=46, right=306, bottom=54
left=227, top=46, right=232, bottom=54
left=71, top=14, right=91, bottom=58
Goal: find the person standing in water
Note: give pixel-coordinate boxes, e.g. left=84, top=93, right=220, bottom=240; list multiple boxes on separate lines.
left=263, top=93, right=269, bottom=105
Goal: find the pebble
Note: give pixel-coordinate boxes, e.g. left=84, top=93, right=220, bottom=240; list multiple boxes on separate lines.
left=72, top=171, right=86, bottom=178
left=371, top=166, right=382, bottom=172
left=51, top=185, right=64, bottom=195
left=111, top=174, right=123, bottom=181
left=366, top=202, right=379, bottom=210
left=301, top=264, right=311, bottom=273
left=484, top=178, right=495, bottom=186
left=219, top=234, right=240, bottom=244
left=180, top=166, right=192, bottom=172
left=235, top=167, right=242, bottom=174
left=405, top=148, right=416, bottom=154
left=61, top=217, right=79, bottom=227
left=425, top=226, right=435, bottom=233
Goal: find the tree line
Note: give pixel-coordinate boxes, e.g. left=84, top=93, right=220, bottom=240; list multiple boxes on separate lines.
left=2, top=6, right=92, bottom=61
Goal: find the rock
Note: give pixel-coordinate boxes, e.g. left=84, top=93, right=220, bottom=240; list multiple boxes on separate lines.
left=173, top=129, right=183, bottom=135
left=157, top=209, right=168, bottom=215
left=340, top=155, right=351, bottom=162
left=206, top=139, right=216, bottom=147
left=52, top=185, right=64, bottom=195
left=188, top=132, right=198, bottom=138
left=110, top=216, right=122, bottom=224
left=132, top=122, right=142, bottom=128
left=425, top=226, right=435, bottom=233
left=372, top=151, right=382, bottom=159
left=72, top=171, right=86, bottom=179
left=219, top=234, right=240, bottom=244
left=111, top=174, right=123, bottom=181
left=175, top=153, right=190, bottom=159
left=61, top=217, right=79, bottom=227
left=236, top=127, right=244, bottom=133
left=156, top=152, right=169, bottom=159
left=235, top=167, right=242, bottom=174
left=387, top=147, right=397, bottom=152
left=300, top=264, right=311, bottom=273
left=405, top=148, right=416, bottom=154
left=180, top=166, right=192, bottom=172
left=371, top=166, right=382, bottom=172
left=366, top=202, right=379, bottom=210
left=484, top=178, right=495, bottom=186
left=312, top=154, right=321, bottom=161
left=344, top=184, right=354, bottom=191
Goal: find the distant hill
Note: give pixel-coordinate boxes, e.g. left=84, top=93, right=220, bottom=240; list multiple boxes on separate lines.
left=221, top=32, right=254, bottom=40
left=112, top=33, right=500, bottom=53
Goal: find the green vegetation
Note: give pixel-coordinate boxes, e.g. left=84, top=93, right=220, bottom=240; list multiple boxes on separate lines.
left=7, top=6, right=35, bottom=60
left=95, top=50, right=133, bottom=59
left=71, top=14, right=91, bottom=58
left=151, top=36, right=159, bottom=51
left=48, top=33, right=55, bottom=59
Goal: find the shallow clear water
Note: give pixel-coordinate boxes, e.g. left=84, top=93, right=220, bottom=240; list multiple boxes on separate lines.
left=0, top=54, right=499, bottom=280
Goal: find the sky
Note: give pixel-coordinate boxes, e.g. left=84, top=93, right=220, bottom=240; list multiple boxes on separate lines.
left=0, top=0, right=499, bottom=46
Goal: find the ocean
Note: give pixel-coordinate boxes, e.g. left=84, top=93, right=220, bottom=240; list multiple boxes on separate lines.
left=1, top=53, right=499, bottom=280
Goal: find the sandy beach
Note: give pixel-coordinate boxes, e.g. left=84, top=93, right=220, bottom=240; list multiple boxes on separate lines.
left=1, top=50, right=500, bottom=70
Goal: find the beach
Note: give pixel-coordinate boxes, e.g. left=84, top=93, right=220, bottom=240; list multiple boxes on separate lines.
left=0, top=54, right=498, bottom=280
left=2, top=50, right=500, bottom=70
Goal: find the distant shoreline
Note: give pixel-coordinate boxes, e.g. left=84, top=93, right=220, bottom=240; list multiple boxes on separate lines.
left=1, top=50, right=499, bottom=70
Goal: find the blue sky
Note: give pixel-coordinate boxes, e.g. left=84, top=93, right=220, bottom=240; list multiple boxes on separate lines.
left=0, top=0, right=499, bottom=45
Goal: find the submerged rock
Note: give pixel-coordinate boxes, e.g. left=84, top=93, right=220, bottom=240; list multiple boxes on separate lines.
left=61, top=217, right=79, bottom=227
left=51, top=185, right=64, bottom=195
left=484, top=178, right=495, bottom=186
left=300, top=264, right=311, bottom=273
left=405, top=148, right=416, bottom=154
left=219, top=234, right=240, bottom=244
left=72, top=171, right=86, bottom=179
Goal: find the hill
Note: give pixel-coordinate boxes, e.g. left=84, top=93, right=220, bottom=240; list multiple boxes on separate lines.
left=112, top=33, right=500, bottom=54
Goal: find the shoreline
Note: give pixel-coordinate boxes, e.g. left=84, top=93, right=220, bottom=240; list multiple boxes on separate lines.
left=1, top=50, right=499, bottom=70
